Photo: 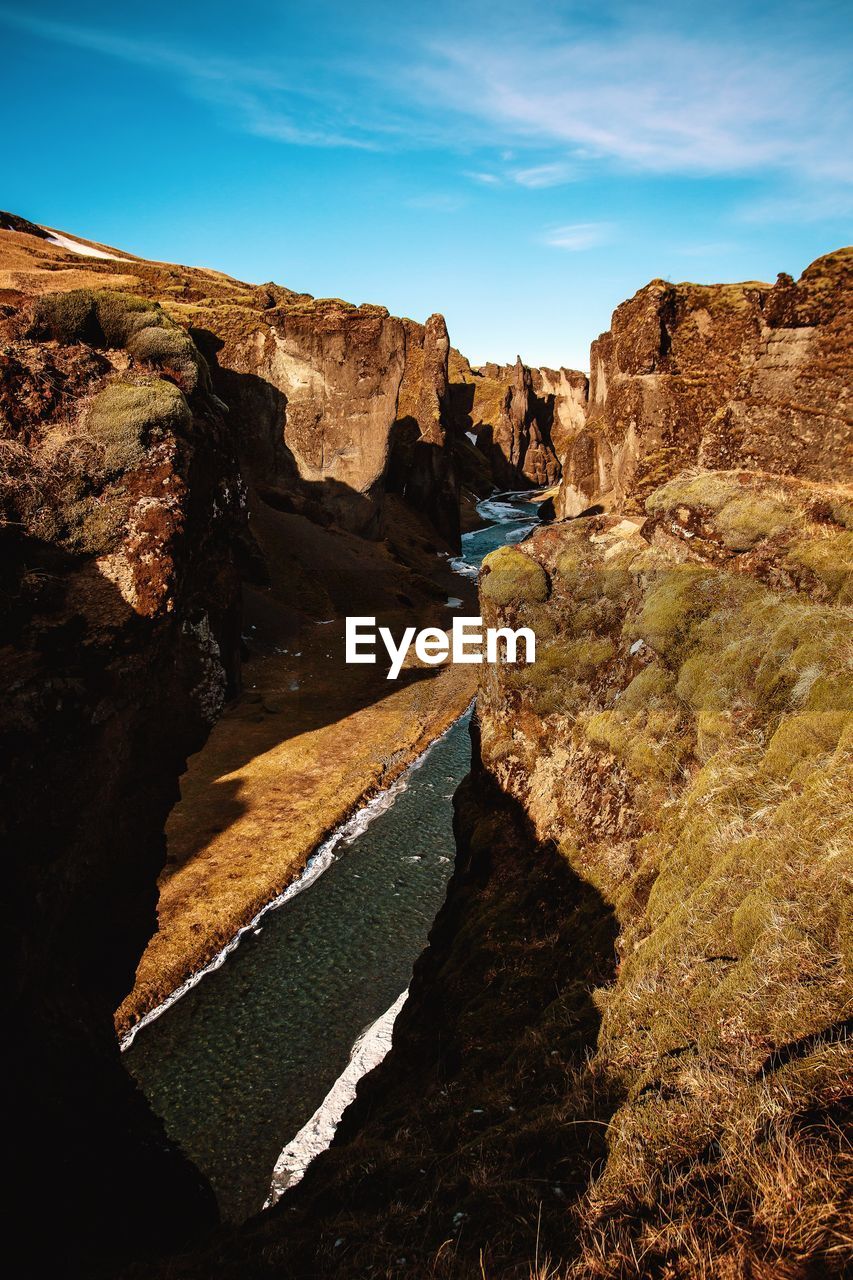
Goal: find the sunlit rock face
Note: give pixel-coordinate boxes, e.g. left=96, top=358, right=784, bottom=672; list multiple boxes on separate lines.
left=447, top=350, right=580, bottom=490
left=557, top=249, right=853, bottom=516
left=213, top=299, right=460, bottom=543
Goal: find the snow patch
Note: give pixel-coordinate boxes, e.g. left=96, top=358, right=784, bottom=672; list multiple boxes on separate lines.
left=265, top=989, right=408, bottom=1206
left=45, top=230, right=128, bottom=261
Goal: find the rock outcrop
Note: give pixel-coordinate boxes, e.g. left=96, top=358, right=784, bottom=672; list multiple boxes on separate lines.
left=0, top=218, right=467, bottom=1272
left=557, top=249, right=852, bottom=516
left=448, top=350, right=579, bottom=490
left=5, top=216, right=851, bottom=1280
left=2, top=287, right=243, bottom=1265
left=171, top=471, right=851, bottom=1280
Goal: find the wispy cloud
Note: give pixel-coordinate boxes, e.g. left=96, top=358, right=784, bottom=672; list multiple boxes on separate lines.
left=465, top=170, right=503, bottom=186
left=542, top=223, right=612, bottom=251
left=412, top=18, right=853, bottom=186
left=511, top=161, right=575, bottom=189
left=3, top=0, right=852, bottom=208
left=0, top=8, right=381, bottom=149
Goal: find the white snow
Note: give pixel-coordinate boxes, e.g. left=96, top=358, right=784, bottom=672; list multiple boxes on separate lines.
left=45, top=230, right=129, bottom=261
left=265, top=989, right=408, bottom=1205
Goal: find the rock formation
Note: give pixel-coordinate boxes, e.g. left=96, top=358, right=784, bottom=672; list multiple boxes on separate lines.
left=557, top=250, right=852, bottom=516
left=448, top=350, right=576, bottom=490
left=2, top=287, right=241, bottom=1263
left=172, top=469, right=851, bottom=1280
left=0, top=216, right=466, bottom=1272
left=146, top=252, right=851, bottom=1279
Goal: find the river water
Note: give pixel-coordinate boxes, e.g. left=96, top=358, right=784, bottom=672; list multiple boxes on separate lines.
left=124, top=491, right=540, bottom=1221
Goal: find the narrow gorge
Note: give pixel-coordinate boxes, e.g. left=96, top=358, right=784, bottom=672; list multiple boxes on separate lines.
left=2, top=215, right=850, bottom=1280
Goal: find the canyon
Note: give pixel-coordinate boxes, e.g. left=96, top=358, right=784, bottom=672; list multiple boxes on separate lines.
left=1, top=215, right=850, bottom=1279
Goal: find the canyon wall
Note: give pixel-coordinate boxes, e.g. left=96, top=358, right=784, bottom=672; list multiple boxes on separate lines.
left=167, top=468, right=851, bottom=1280
left=558, top=250, right=852, bottom=516
left=0, top=219, right=470, bottom=1272
left=2, top=287, right=242, bottom=1263
left=0, top=218, right=463, bottom=554
left=156, top=252, right=852, bottom=1279
left=448, top=350, right=581, bottom=491
left=3, top=216, right=850, bottom=1279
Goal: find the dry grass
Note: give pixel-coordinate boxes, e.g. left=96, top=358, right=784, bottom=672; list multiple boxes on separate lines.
left=477, top=473, right=853, bottom=1278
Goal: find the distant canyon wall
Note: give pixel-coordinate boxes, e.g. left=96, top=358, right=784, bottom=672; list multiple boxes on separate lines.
left=449, top=350, right=586, bottom=492
left=557, top=249, right=852, bottom=516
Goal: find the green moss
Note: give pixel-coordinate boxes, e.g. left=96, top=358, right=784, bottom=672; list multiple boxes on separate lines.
left=33, top=290, right=101, bottom=343
left=645, top=472, right=747, bottom=516
left=86, top=378, right=191, bottom=475
left=628, top=564, right=715, bottom=659
left=646, top=472, right=799, bottom=549
left=94, top=291, right=162, bottom=346
left=510, top=635, right=614, bottom=718
left=617, top=664, right=675, bottom=713
left=126, top=324, right=205, bottom=393
left=585, top=700, right=686, bottom=781
left=760, top=711, right=849, bottom=780
left=714, top=494, right=797, bottom=550
left=785, top=531, right=853, bottom=602
left=34, top=289, right=208, bottom=393
left=481, top=545, right=549, bottom=605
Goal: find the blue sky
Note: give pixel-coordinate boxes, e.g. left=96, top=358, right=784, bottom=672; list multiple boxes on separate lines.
left=1, top=1, right=850, bottom=368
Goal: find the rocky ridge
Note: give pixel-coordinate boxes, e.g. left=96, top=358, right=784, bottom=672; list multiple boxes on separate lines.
left=557, top=251, right=852, bottom=517
left=147, top=251, right=853, bottom=1280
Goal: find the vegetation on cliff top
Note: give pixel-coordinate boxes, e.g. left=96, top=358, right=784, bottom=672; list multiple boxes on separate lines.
left=33, top=288, right=210, bottom=394
left=479, top=469, right=852, bottom=1278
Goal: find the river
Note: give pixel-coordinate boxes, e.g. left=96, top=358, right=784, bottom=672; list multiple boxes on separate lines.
left=124, top=491, right=540, bottom=1221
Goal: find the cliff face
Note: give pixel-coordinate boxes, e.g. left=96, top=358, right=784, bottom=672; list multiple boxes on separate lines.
left=0, top=219, right=467, bottom=1271
left=155, top=254, right=851, bottom=1280
left=2, top=287, right=242, bottom=1262
left=557, top=249, right=852, bottom=516
left=5, top=217, right=851, bottom=1280
left=448, top=350, right=582, bottom=491
left=0, top=219, right=462, bottom=552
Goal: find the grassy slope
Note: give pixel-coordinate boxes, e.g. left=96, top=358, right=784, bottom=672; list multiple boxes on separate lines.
left=478, top=469, right=852, bottom=1277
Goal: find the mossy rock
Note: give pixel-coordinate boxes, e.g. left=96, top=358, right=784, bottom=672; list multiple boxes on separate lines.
left=618, top=664, right=674, bottom=713
left=34, top=289, right=208, bottom=392
left=760, top=711, right=849, bottom=780
left=714, top=494, right=797, bottom=550
left=36, top=289, right=158, bottom=345
left=785, top=531, right=853, bottom=602
left=86, top=378, right=191, bottom=475
left=481, top=545, right=549, bottom=606
left=629, top=564, right=715, bottom=658
left=646, top=472, right=747, bottom=516
left=126, top=324, right=206, bottom=393
left=646, top=472, right=799, bottom=549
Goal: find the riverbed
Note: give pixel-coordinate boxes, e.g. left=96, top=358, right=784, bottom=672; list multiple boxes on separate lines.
left=124, top=491, right=540, bottom=1221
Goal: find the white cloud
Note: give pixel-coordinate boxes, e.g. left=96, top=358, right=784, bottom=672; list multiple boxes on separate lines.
left=542, top=223, right=611, bottom=251
left=512, top=161, right=575, bottom=188
left=464, top=171, right=503, bottom=186
left=0, top=9, right=381, bottom=150
left=413, top=25, right=853, bottom=184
